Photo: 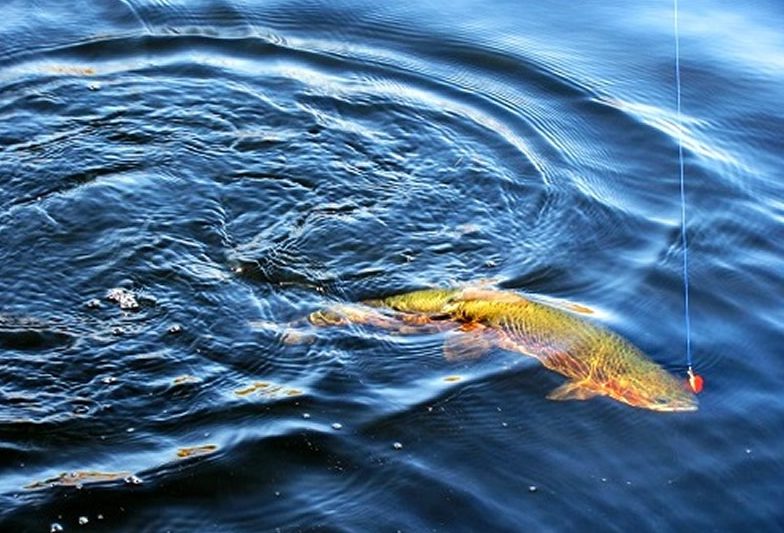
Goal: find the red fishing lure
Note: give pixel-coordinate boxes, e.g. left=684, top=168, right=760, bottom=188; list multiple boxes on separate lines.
left=687, top=367, right=704, bottom=394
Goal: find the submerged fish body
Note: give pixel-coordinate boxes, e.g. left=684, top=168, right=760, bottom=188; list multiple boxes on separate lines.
left=445, top=292, right=697, bottom=412
left=312, top=287, right=697, bottom=412
left=363, top=288, right=462, bottom=315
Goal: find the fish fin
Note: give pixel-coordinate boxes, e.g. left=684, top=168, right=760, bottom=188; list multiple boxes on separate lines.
left=451, top=288, right=528, bottom=304
left=546, top=381, right=602, bottom=401
left=458, top=321, right=483, bottom=332
left=460, top=278, right=502, bottom=290
left=311, top=304, right=409, bottom=330
left=281, top=328, right=316, bottom=345
left=400, top=313, right=433, bottom=326
left=443, top=327, right=495, bottom=362
left=525, top=294, right=595, bottom=315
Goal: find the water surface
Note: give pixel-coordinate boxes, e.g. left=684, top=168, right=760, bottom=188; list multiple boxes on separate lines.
left=1, top=0, right=783, bottom=530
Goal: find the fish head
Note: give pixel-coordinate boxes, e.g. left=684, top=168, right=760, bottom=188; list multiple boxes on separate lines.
left=606, top=365, right=698, bottom=412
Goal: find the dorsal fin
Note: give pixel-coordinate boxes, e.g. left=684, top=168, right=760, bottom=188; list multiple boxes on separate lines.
left=524, top=293, right=595, bottom=315
left=450, top=288, right=529, bottom=304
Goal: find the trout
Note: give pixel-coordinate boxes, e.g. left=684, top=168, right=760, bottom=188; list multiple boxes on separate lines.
left=310, top=287, right=697, bottom=412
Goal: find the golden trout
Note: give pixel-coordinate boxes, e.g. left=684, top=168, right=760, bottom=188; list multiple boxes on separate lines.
left=310, top=287, right=697, bottom=412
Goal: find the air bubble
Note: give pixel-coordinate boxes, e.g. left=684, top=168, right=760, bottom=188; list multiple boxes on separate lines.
left=72, top=404, right=90, bottom=415
left=106, top=288, right=139, bottom=310
left=124, top=474, right=143, bottom=485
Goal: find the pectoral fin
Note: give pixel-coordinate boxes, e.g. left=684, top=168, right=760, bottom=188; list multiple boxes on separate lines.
left=546, top=381, right=602, bottom=401
left=443, top=326, right=495, bottom=362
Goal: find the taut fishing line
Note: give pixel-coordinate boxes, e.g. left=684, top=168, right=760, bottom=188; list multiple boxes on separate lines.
left=673, top=0, right=703, bottom=394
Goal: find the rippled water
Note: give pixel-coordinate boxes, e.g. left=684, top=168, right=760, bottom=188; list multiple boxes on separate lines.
left=2, top=0, right=783, bottom=530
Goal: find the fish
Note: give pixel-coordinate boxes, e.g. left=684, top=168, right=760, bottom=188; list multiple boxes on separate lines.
left=309, top=286, right=697, bottom=412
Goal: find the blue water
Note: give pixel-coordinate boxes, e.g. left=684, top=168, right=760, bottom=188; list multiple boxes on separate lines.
left=1, top=0, right=783, bottom=530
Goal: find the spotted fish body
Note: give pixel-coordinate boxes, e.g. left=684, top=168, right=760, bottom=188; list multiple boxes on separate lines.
left=318, top=287, right=697, bottom=412
left=449, top=293, right=696, bottom=411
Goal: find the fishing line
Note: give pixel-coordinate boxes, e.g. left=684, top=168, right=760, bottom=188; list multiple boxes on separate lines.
left=673, top=0, right=702, bottom=394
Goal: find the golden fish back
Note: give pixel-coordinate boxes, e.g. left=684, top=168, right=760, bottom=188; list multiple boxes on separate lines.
left=448, top=296, right=671, bottom=384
